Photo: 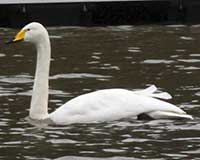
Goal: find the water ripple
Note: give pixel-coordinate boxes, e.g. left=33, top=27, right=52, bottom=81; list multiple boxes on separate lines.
left=142, top=59, right=175, bottom=64
left=0, top=75, right=33, bottom=84
left=50, top=73, right=111, bottom=80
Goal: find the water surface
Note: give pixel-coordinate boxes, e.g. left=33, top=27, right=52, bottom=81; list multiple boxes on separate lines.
left=0, top=25, right=200, bottom=159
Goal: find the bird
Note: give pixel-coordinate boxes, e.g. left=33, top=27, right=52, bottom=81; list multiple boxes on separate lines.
left=8, top=22, right=193, bottom=125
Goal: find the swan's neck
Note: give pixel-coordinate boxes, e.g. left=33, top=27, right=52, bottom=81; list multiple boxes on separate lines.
left=29, top=38, right=51, bottom=120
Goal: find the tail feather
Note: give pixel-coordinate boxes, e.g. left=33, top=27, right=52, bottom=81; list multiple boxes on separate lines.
left=150, top=92, right=172, bottom=100
left=134, top=85, right=172, bottom=100
left=147, top=111, right=193, bottom=120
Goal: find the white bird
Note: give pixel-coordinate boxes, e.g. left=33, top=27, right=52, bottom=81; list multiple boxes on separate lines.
left=9, top=22, right=193, bottom=125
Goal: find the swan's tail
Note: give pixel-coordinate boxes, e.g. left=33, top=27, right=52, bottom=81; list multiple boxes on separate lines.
left=134, top=85, right=172, bottom=100
left=134, top=85, right=193, bottom=120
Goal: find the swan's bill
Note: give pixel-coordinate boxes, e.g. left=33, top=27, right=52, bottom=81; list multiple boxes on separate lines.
left=8, top=29, right=27, bottom=43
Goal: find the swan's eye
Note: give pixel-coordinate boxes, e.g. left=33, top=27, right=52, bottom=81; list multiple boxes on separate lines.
left=27, top=28, right=30, bottom=31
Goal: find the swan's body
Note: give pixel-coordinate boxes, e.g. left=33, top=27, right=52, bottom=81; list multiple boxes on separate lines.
left=10, top=22, right=193, bottom=125
left=49, top=88, right=192, bottom=124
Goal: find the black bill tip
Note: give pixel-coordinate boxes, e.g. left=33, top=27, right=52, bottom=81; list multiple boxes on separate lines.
left=5, top=39, right=14, bottom=44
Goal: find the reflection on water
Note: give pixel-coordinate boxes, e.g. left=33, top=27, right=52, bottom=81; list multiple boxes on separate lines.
left=0, top=25, right=200, bottom=159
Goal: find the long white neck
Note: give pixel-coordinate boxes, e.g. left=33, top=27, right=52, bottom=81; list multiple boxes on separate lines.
left=29, top=36, right=51, bottom=120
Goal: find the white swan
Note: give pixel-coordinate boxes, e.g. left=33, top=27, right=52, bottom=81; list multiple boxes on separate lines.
left=9, top=22, right=193, bottom=125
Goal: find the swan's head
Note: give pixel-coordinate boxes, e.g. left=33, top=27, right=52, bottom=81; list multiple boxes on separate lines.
left=9, top=22, right=49, bottom=45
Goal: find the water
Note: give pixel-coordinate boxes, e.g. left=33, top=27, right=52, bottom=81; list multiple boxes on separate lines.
left=0, top=25, right=200, bottom=159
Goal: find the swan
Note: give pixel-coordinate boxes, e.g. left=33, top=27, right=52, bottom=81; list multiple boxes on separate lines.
left=8, top=22, right=193, bottom=125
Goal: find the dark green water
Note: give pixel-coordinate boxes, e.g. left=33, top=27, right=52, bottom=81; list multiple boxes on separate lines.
left=0, top=25, right=200, bottom=159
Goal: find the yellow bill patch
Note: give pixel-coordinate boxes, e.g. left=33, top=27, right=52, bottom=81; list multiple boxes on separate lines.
left=13, top=30, right=26, bottom=42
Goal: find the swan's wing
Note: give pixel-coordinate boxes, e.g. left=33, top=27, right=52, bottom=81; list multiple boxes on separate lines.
left=134, top=85, right=172, bottom=100
left=49, top=89, right=191, bottom=125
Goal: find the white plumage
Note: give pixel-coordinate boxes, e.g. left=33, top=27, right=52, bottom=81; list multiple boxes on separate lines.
left=10, top=22, right=193, bottom=125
